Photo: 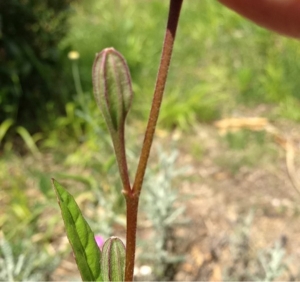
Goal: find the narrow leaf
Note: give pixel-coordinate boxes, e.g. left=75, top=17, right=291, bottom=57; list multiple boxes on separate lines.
left=52, top=179, right=102, bottom=281
left=0, top=119, right=14, bottom=144
left=16, top=126, right=40, bottom=156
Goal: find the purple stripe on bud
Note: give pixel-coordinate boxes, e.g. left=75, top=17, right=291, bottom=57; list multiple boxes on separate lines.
left=92, top=48, right=133, bottom=132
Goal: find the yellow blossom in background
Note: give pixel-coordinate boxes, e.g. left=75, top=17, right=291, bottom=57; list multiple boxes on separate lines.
left=68, top=51, right=80, bottom=60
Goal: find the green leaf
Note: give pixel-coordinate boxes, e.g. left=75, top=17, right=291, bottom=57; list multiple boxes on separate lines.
left=16, top=126, right=40, bottom=156
left=0, top=119, right=14, bottom=144
left=52, top=179, right=102, bottom=281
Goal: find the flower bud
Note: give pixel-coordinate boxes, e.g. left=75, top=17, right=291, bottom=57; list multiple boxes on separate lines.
left=92, top=48, right=133, bottom=132
left=101, top=236, right=126, bottom=282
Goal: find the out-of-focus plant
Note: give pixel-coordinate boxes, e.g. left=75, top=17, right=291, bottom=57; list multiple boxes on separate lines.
left=0, top=0, right=74, bottom=134
left=139, top=147, right=189, bottom=281
left=225, top=212, right=254, bottom=281
left=257, top=239, right=288, bottom=282
left=0, top=235, right=60, bottom=281
left=224, top=213, right=291, bottom=281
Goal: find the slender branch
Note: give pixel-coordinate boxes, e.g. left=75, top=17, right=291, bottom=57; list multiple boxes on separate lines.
left=132, top=0, right=184, bottom=196
left=124, top=1, right=184, bottom=281
left=112, top=125, right=131, bottom=193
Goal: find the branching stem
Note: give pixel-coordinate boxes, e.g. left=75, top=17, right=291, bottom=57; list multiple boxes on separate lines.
left=124, top=1, right=183, bottom=281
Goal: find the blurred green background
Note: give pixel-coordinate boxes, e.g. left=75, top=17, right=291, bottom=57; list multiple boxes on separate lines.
left=1, top=0, right=300, bottom=280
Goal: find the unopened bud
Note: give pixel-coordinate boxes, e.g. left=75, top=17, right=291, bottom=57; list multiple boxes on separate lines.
left=101, top=236, right=125, bottom=282
left=92, top=48, right=133, bottom=132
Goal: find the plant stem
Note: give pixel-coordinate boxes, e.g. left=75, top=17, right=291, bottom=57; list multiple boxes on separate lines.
left=124, top=195, right=139, bottom=281
left=132, top=0, right=184, bottom=196
left=124, top=0, right=183, bottom=281
left=113, top=126, right=131, bottom=194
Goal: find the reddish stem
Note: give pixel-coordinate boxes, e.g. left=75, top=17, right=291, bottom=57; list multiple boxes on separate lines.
left=124, top=0, right=183, bottom=281
left=112, top=125, right=131, bottom=194
left=132, top=0, right=184, bottom=196
left=124, top=195, right=139, bottom=281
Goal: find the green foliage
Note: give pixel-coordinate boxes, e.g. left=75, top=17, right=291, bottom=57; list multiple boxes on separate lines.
left=1, top=0, right=299, bottom=141
left=15, top=126, right=41, bottom=156
left=257, top=241, right=288, bottom=281
left=2, top=0, right=300, bottom=280
left=0, top=157, right=41, bottom=239
left=160, top=85, right=220, bottom=129
left=224, top=213, right=291, bottom=281
left=54, top=165, right=126, bottom=238
left=0, top=236, right=60, bottom=281
left=53, top=179, right=102, bottom=281
left=62, top=0, right=300, bottom=132
left=0, top=0, right=74, bottom=133
left=0, top=119, right=14, bottom=145
left=216, top=130, right=278, bottom=174
left=224, top=130, right=267, bottom=151
left=140, top=147, right=189, bottom=280
left=0, top=150, right=69, bottom=247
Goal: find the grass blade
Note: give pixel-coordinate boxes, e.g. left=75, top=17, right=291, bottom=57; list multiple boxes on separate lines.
left=0, top=119, right=14, bottom=144
left=16, top=126, right=40, bottom=156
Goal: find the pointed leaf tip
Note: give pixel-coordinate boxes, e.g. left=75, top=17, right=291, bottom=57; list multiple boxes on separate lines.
left=52, top=179, right=102, bottom=281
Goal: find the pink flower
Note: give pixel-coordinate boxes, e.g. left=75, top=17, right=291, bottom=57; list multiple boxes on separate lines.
left=95, top=235, right=105, bottom=249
